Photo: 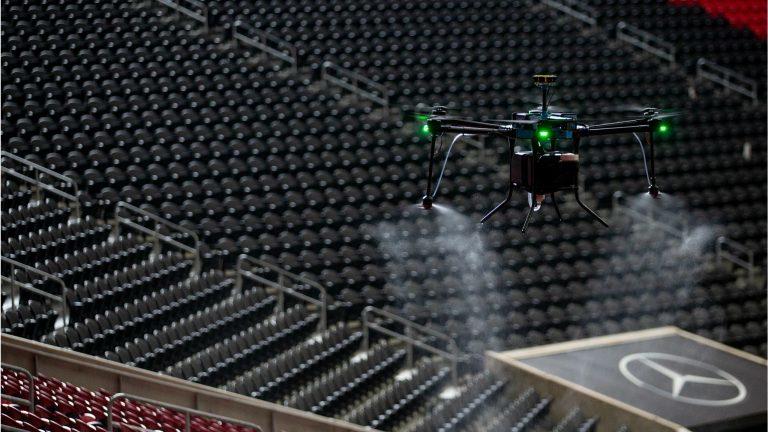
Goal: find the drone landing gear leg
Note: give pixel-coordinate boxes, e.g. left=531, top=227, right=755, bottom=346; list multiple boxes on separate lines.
left=521, top=204, right=536, bottom=233
left=481, top=136, right=516, bottom=224
left=481, top=196, right=511, bottom=224
left=550, top=193, right=562, bottom=222
left=574, top=188, right=609, bottom=227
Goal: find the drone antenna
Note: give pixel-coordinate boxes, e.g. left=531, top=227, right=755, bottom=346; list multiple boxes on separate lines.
left=533, top=74, right=557, bottom=117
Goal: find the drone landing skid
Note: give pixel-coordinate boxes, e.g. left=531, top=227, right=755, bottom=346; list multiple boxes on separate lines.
left=481, top=189, right=608, bottom=233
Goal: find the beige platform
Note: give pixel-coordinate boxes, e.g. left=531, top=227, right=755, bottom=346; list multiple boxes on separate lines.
left=487, top=326, right=767, bottom=432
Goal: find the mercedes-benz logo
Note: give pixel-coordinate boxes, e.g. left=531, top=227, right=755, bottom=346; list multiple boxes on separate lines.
left=619, top=352, right=747, bottom=406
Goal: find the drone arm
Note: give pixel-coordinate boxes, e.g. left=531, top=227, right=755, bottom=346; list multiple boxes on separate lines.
left=581, top=123, right=652, bottom=137
left=579, top=120, right=662, bottom=198
left=436, top=125, right=508, bottom=136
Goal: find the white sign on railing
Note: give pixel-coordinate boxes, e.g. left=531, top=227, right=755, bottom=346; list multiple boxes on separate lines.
left=616, top=21, right=676, bottom=64
left=543, top=0, right=598, bottom=26
left=233, top=21, right=298, bottom=71
left=321, top=61, right=389, bottom=107
left=697, top=58, right=758, bottom=102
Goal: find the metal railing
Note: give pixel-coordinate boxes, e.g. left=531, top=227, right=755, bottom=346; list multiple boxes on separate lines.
left=697, top=58, right=758, bottom=102
left=716, top=237, right=756, bottom=282
left=156, top=0, right=209, bottom=31
left=233, top=21, right=298, bottom=71
left=321, top=61, right=389, bottom=107
left=1, top=256, right=70, bottom=327
left=611, top=192, right=688, bottom=239
left=114, top=202, right=201, bottom=272
left=361, top=306, right=463, bottom=384
left=616, top=21, right=675, bottom=64
left=1, top=151, right=80, bottom=218
left=543, top=0, right=598, bottom=26
left=107, top=392, right=263, bottom=432
left=236, top=254, right=328, bottom=329
left=0, top=363, right=35, bottom=410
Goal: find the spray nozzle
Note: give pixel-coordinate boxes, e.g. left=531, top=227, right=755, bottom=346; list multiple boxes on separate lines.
left=421, top=195, right=433, bottom=210
left=648, top=184, right=661, bottom=199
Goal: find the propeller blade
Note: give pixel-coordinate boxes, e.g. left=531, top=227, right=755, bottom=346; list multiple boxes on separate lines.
left=652, top=111, right=684, bottom=120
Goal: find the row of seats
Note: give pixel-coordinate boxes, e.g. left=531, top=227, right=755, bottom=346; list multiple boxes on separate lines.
left=282, top=339, right=407, bottom=416
left=343, top=358, right=449, bottom=429
left=43, top=271, right=232, bottom=355
left=403, top=372, right=507, bottom=432
left=0, top=366, right=261, bottom=432
left=164, top=304, right=319, bottom=385
left=102, top=282, right=270, bottom=370
left=2, top=300, right=56, bottom=340
left=224, top=323, right=363, bottom=401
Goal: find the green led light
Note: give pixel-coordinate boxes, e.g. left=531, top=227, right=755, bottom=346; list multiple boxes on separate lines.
left=416, top=114, right=430, bottom=122
left=658, top=123, right=669, bottom=134
left=421, top=124, right=430, bottom=135
left=537, top=128, right=551, bottom=140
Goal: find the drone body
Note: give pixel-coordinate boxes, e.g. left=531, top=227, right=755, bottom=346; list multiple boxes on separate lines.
left=417, top=75, right=672, bottom=232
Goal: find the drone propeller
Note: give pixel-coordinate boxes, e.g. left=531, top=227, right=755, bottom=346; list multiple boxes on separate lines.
left=402, top=105, right=465, bottom=121
left=597, top=103, right=684, bottom=119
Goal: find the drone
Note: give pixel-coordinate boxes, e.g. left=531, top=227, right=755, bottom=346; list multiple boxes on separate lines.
left=411, top=74, right=678, bottom=232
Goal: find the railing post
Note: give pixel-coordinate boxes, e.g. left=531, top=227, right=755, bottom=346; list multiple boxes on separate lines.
left=34, top=170, right=41, bottom=202
left=319, top=290, right=327, bottom=330
left=362, top=311, right=370, bottom=351
left=405, top=326, right=414, bottom=369
left=153, top=222, right=161, bottom=255
left=361, top=307, right=464, bottom=385
left=236, top=255, right=330, bottom=330
left=115, top=202, right=201, bottom=274
left=451, top=358, right=458, bottom=384
left=277, top=273, right=285, bottom=312
left=184, top=412, right=192, bottom=432
left=10, top=263, right=18, bottom=307
left=1, top=363, right=35, bottom=410
left=697, top=58, right=758, bottom=102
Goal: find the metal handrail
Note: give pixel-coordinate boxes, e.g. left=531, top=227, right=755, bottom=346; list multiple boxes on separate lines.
left=156, top=0, right=209, bottom=31
left=543, top=0, right=598, bottom=26
left=1, top=256, right=70, bottom=326
left=361, top=306, right=463, bottom=384
left=236, top=254, right=328, bottom=329
left=0, top=363, right=35, bottom=410
left=697, top=58, right=758, bottom=102
left=1, top=151, right=80, bottom=218
left=716, top=237, right=756, bottom=282
left=233, top=21, right=298, bottom=71
left=107, top=392, right=263, bottom=432
left=114, top=202, right=201, bottom=273
left=616, top=22, right=675, bottom=64
left=321, top=61, right=389, bottom=107
left=611, top=192, right=687, bottom=239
